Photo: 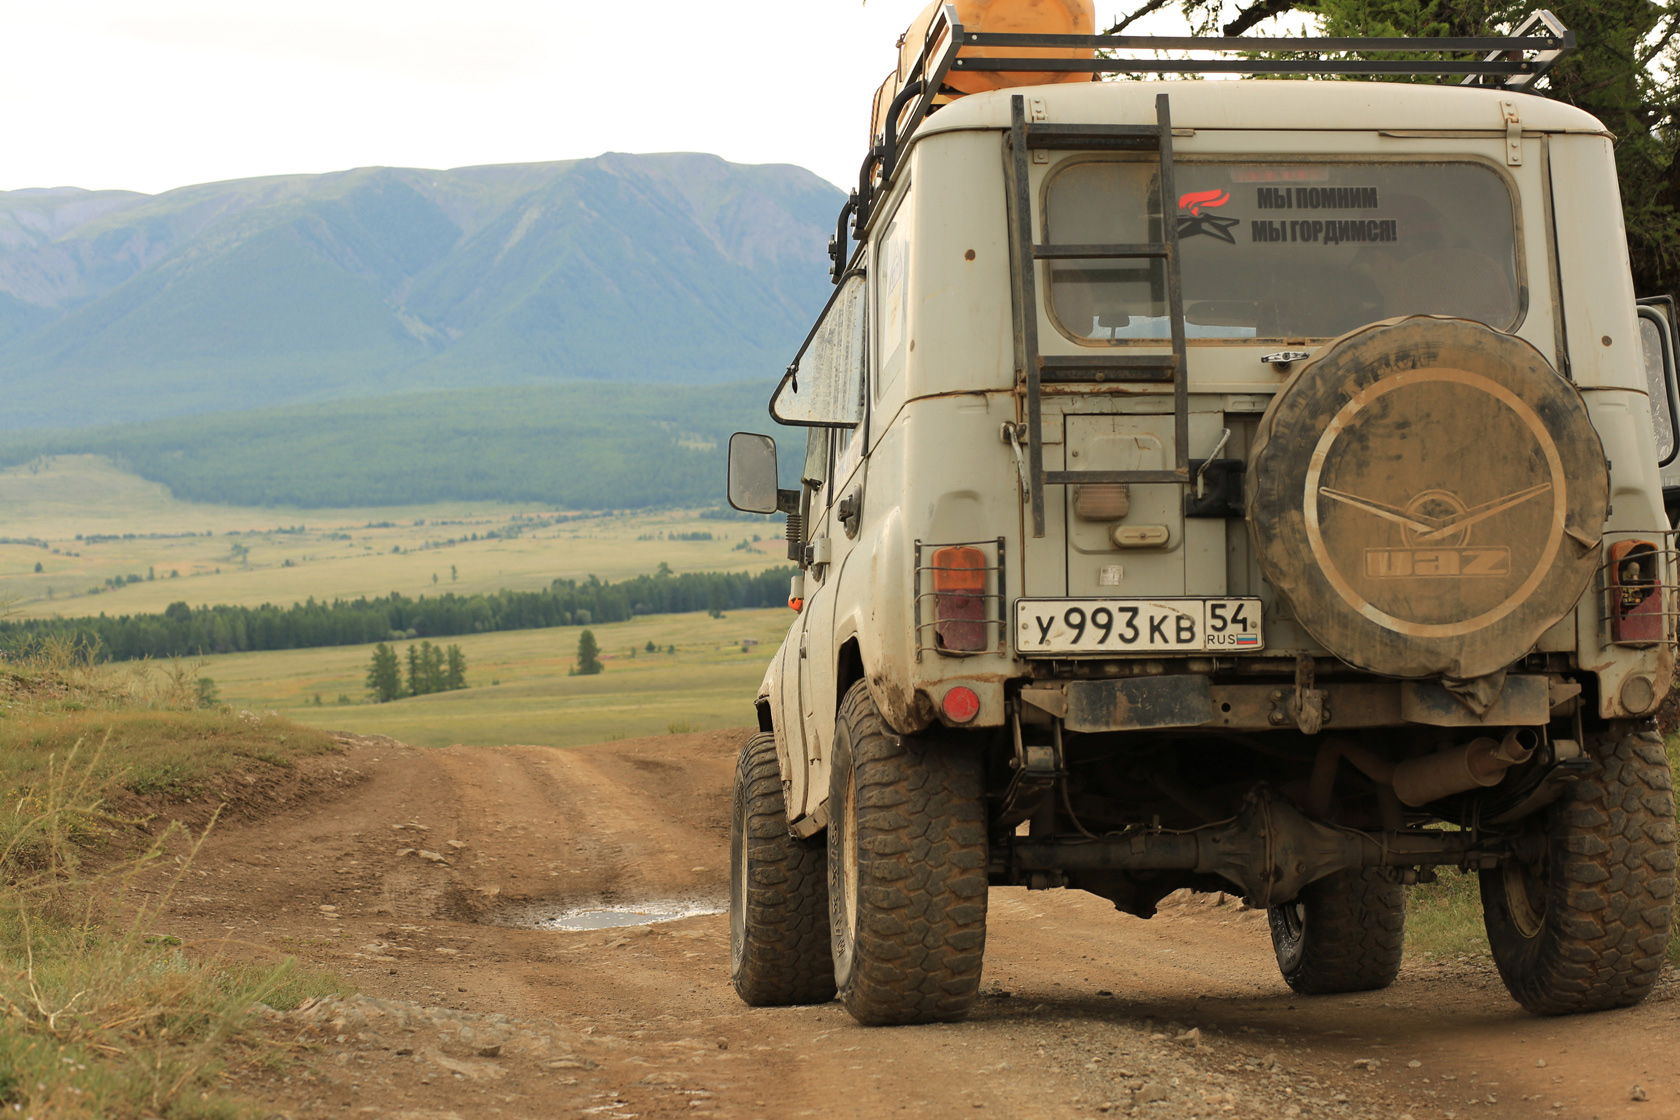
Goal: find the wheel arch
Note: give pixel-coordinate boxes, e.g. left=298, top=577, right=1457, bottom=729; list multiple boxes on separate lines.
left=836, top=637, right=866, bottom=713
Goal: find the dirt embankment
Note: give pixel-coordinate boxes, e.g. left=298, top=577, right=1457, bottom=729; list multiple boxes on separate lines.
left=162, top=731, right=1680, bottom=1120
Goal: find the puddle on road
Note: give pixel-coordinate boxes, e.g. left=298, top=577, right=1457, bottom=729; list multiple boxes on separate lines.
left=529, top=901, right=724, bottom=932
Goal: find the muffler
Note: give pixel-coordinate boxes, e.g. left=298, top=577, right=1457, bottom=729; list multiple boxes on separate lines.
left=1391, top=729, right=1538, bottom=807
left=1308, top=729, right=1539, bottom=813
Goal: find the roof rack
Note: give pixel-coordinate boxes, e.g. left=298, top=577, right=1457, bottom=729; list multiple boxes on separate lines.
left=827, top=5, right=1574, bottom=280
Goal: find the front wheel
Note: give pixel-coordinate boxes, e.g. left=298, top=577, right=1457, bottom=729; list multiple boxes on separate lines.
left=1268, top=868, right=1405, bottom=995
left=1480, top=723, right=1676, bottom=1015
left=828, top=682, right=989, bottom=1026
left=730, top=732, right=835, bottom=1006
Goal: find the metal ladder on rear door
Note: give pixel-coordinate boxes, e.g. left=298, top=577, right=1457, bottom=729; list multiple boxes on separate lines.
left=1007, top=92, right=1190, bottom=538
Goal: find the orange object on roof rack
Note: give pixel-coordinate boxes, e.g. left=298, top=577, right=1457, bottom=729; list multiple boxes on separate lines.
left=872, top=0, right=1094, bottom=146
left=911, top=0, right=1096, bottom=94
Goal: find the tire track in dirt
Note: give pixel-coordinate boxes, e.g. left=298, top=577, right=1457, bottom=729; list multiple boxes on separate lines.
left=162, top=731, right=1680, bottom=1120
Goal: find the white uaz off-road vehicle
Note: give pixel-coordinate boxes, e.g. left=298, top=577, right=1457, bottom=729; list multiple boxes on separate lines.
left=725, top=5, right=1679, bottom=1026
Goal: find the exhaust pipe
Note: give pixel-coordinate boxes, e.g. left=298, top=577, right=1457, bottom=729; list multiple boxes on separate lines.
left=1308, top=729, right=1539, bottom=814
left=1391, top=729, right=1538, bottom=807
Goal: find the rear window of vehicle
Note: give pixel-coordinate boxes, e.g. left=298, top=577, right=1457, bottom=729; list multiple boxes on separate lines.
left=1043, top=160, right=1521, bottom=343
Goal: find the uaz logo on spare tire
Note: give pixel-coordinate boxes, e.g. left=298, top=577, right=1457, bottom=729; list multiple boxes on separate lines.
left=1246, top=316, right=1609, bottom=681
left=1335, top=483, right=1548, bottom=579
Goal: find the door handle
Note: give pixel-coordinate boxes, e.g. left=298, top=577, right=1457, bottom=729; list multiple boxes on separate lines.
left=838, top=489, right=863, bottom=538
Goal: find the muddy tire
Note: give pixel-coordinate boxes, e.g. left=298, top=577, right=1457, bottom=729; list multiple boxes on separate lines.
left=1268, top=869, right=1405, bottom=995
left=1480, top=724, right=1676, bottom=1015
left=730, top=732, right=835, bottom=1007
left=828, top=681, right=988, bottom=1025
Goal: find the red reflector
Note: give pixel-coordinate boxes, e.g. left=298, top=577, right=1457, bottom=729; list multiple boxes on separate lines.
left=789, top=597, right=804, bottom=612
left=1609, top=540, right=1663, bottom=642
left=943, top=686, right=981, bottom=723
left=931, top=547, right=986, bottom=592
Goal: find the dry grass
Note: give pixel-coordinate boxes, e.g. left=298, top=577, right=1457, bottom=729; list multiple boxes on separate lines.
left=0, top=454, right=784, bottom=621
left=0, top=643, right=346, bottom=1118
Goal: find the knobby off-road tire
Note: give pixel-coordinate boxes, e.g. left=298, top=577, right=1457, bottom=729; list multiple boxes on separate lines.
left=828, top=681, right=988, bottom=1026
left=1268, top=869, right=1406, bottom=995
left=730, top=732, right=835, bottom=1007
left=1480, top=723, right=1676, bottom=1015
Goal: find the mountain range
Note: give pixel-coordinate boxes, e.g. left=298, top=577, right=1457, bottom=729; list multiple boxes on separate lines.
left=0, top=154, right=843, bottom=430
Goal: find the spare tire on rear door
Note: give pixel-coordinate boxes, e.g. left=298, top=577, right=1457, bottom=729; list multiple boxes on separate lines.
left=1247, top=316, right=1609, bottom=680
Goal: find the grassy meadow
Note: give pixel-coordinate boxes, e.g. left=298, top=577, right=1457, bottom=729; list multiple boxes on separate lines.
left=0, top=455, right=784, bottom=620
left=194, top=607, right=791, bottom=749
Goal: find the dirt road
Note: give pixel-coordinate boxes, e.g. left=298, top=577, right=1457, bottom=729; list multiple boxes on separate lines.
left=162, top=731, right=1680, bottom=1120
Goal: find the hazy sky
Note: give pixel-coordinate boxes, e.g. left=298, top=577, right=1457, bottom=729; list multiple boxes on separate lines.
left=1, top=0, right=1229, bottom=195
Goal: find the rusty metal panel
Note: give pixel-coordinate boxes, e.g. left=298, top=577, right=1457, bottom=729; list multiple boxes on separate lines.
left=1063, top=676, right=1214, bottom=733
left=1399, top=674, right=1551, bottom=726
left=1205, top=682, right=1402, bottom=729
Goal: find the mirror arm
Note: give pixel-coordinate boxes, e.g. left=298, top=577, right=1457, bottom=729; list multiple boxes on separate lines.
left=776, top=488, right=801, bottom=515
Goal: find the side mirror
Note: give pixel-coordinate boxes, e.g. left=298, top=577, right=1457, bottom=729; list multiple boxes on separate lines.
left=771, top=272, right=867, bottom=428
left=1638, top=298, right=1679, bottom=468
left=727, top=433, right=781, bottom=515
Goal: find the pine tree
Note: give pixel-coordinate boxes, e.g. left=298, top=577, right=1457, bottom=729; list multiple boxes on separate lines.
left=367, top=643, right=403, bottom=703
left=406, top=644, right=423, bottom=696
left=444, top=644, right=467, bottom=690
left=576, top=629, right=604, bottom=676
left=422, top=641, right=446, bottom=693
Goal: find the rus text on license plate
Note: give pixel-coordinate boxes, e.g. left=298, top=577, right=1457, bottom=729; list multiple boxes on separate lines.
left=1015, top=598, right=1264, bottom=655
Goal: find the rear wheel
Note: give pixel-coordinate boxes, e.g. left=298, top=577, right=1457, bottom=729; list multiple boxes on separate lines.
left=828, top=682, right=988, bottom=1025
left=730, top=732, right=834, bottom=1006
left=1268, top=869, right=1405, bottom=995
left=1480, top=723, right=1676, bottom=1015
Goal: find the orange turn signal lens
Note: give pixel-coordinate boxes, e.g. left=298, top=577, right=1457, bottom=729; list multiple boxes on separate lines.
left=931, top=547, right=986, bottom=592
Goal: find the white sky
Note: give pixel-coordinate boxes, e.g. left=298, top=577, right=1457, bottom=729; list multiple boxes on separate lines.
left=0, top=0, right=1259, bottom=196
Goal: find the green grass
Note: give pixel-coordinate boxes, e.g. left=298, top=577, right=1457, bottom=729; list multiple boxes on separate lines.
left=193, top=606, right=791, bottom=749
left=1404, top=868, right=1491, bottom=961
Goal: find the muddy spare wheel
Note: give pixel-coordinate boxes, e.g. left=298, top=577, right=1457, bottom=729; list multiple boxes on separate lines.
left=1248, top=316, right=1609, bottom=680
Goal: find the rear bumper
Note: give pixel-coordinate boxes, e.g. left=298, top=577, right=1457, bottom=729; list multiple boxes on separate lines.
left=1017, top=673, right=1560, bottom=733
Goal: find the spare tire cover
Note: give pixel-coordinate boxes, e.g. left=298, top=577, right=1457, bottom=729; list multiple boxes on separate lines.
left=1247, top=316, right=1608, bottom=680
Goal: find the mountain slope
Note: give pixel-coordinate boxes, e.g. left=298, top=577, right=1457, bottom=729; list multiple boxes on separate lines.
left=0, top=381, right=782, bottom=509
left=0, top=156, right=841, bottom=430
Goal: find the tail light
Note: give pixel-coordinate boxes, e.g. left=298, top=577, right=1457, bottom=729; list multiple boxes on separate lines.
left=1609, top=540, right=1663, bottom=643
left=932, top=546, right=988, bottom=652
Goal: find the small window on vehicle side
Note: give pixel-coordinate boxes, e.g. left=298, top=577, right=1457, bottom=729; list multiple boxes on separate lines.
left=772, top=272, right=867, bottom=428
left=1638, top=303, right=1679, bottom=467
left=875, top=200, right=911, bottom=402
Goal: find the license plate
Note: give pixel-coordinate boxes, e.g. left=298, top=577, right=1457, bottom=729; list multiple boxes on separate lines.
left=1015, top=598, right=1265, bottom=655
